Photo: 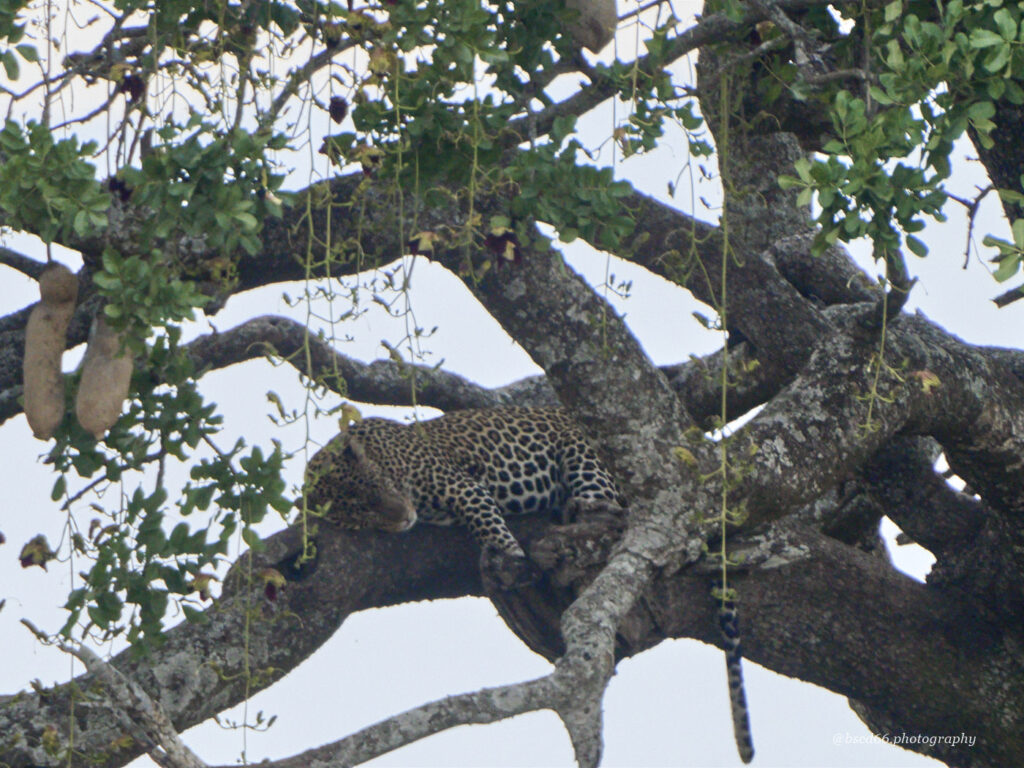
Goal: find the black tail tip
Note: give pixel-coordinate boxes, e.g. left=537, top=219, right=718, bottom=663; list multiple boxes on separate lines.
left=734, top=717, right=755, bottom=763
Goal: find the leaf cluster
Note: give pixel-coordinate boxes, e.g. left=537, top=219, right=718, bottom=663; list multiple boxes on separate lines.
left=118, top=116, right=286, bottom=260
left=508, top=135, right=636, bottom=251
left=778, top=0, right=1024, bottom=264
left=0, top=121, right=109, bottom=243
left=0, top=0, right=36, bottom=80
left=44, top=329, right=290, bottom=648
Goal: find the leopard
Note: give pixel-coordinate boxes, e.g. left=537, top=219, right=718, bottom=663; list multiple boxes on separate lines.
left=304, top=405, right=754, bottom=763
left=303, top=406, right=624, bottom=562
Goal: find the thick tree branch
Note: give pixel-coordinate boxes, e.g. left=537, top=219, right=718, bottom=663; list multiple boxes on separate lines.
left=731, top=311, right=1024, bottom=532
left=0, top=306, right=791, bottom=442
left=432, top=221, right=721, bottom=576
left=655, top=523, right=1022, bottom=768
left=431, top=217, right=720, bottom=765
left=514, top=0, right=841, bottom=144
left=0, top=160, right=864, bottom=429
left=2, top=170, right=1019, bottom=768
left=993, top=284, right=1023, bottom=308
left=0, top=3, right=1021, bottom=767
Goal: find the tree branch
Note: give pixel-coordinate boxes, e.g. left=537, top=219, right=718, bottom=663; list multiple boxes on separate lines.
left=256, top=677, right=553, bottom=768
left=184, top=314, right=509, bottom=411
left=0, top=248, right=48, bottom=280
left=730, top=311, right=1024, bottom=531
left=38, top=628, right=208, bottom=768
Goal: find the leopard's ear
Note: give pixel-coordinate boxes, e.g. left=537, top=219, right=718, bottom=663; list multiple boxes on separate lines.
left=342, top=433, right=367, bottom=462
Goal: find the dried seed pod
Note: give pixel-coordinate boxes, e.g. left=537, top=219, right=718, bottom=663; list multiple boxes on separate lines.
left=23, top=264, right=78, bottom=440
left=76, top=314, right=133, bottom=439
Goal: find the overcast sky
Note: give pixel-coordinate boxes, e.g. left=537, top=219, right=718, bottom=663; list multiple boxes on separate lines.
left=2, top=2, right=1020, bottom=766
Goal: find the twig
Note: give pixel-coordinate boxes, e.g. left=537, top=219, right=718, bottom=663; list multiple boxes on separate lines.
left=799, top=67, right=875, bottom=86
left=993, top=284, right=1024, bottom=308
left=948, top=185, right=995, bottom=269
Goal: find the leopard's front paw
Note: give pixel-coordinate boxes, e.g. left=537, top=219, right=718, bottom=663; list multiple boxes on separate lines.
left=529, top=518, right=624, bottom=587
left=480, top=547, right=542, bottom=590
left=565, top=497, right=626, bottom=525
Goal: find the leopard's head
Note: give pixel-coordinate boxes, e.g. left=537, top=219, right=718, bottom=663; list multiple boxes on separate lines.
left=305, top=434, right=416, bottom=533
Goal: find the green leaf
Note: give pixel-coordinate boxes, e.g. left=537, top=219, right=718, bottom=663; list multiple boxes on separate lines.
left=793, top=157, right=813, bottom=183
left=997, top=188, right=1024, bottom=205
left=169, top=522, right=191, bottom=550
left=982, top=45, right=1011, bottom=73
left=72, top=209, right=90, bottom=236
left=993, top=252, right=1021, bottom=282
left=1011, top=218, right=1024, bottom=248
left=232, top=211, right=259, bottom=230
left=15, top=44, right=38, bottom=62
left=270, top=495, right=293, bottom=514
left=71, top=450, right=103, bottom=477
left=905, top=235, right=928, bottom=257
left=87, top=605, right=109, bottom=628
left=241, top=527, right=261, bottom=548
left=869, top=86, right=895, bottom=106
left=969, top=29, right=1006, bottom=48
left=993, top=8, right=1017, bottom=40
left=51, top=475, right=66, bottom=501
left=2, top=49, right=18, bottom=80
left=183, top=605, right=209, bottom=624
left=968, top=100, right=996, bottom=121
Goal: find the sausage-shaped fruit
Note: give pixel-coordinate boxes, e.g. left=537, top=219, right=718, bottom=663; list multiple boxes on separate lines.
left=23, top=264, right=78, bottom=440
left=566, top=0, right=616, bottom=53
left=76, top=314, right=133, bottom=439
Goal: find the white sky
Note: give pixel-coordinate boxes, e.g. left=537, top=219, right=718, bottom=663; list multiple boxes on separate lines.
left=1, top=2, right=1019, bottom=766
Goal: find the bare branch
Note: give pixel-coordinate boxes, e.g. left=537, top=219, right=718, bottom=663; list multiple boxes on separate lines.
left=0, top=309, right=772, bottom=433
left=258, top=677, right=553, bottom=768
left=183, top=315, right=780, bottom=424
left=0, top=248, right=48, bottom=280
left=23, top=621, right=208, bottom=768
left=183, top=315, right=506, bottom=411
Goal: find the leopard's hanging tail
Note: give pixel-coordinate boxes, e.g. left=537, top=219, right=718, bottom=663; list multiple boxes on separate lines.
left=719, top=599, right=754, bottom=763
